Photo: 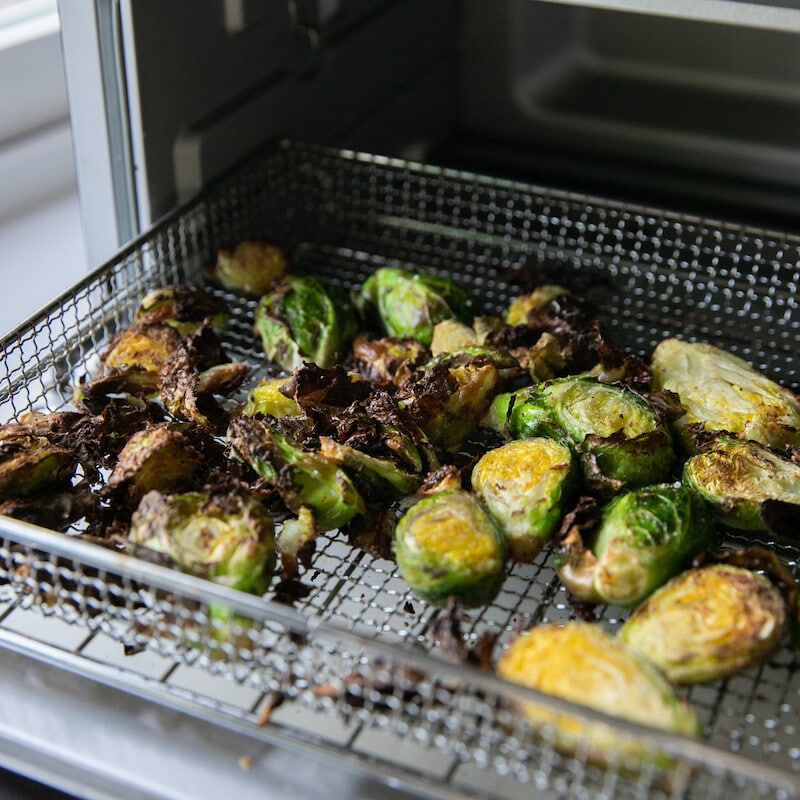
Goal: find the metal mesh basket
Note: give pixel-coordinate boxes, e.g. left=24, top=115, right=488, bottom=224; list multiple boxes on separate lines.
left=0, top=140, right=799, bottom=800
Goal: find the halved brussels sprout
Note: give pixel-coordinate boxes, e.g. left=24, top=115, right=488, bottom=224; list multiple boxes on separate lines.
left=556, top=483, right=714, bottom=607
left=255, top=276, right=358, bottom=371
left=103, top=321, right=184, bottom=374
left=619, top=564, right=787, bottom=683
left=107, top=424, right=200, bottom=498
left=211, top=240, right=288, bottom=295
left=0, top=424, right=75, bottom=502
left=135, top=284, right=226, bottom=333
left=683, top=436, right=800, bottom=531
left=508, top=377, right=675, bottom=491
left=504, top=285, right=571, bottom=326
left=129, top=490, right=276, bottom=594
left=394, top=488, right=507, bottom=607
left=227, top=416, right=365, bottom=531
left=651, top=338, right=800, bottom=452
left=497, top=622, right=701, bottom=764
left=401, top=348, right=518, bottom=454
left=471, top=438, right=575, bottom=561
left=356, top=266, right=470, bottom=347
left=242, top=377, right=302, bottom=418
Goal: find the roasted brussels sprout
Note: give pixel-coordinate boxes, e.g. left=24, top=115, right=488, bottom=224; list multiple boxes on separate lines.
left=135, top=284, right=226, bottom=333
left=356, top=266, right=470, bottom=347
left=504, top=285, right=571, bottom=326
left=107, top=424, right=200, bottom=498
left=211, top=240, right=288, bottom=295
left=400, top=348, right=518, bottom=454
left=255, top=276, right=358, bottom=371
left=682, top=436, right=800, bottom=531
left=276, top=506, right=317, bottom=576
left=102, top=321, right=184, bottom=375
left=619, top=564, right=787, bottom=683
left=507, top=377, right=675, bottom=491
left=394, top=488, right=507, bottom=607
left=242, top=377, right=302, bottom=418
left=129, top=490, right=276, bottom=594
left=471, top=438, right=575, bottom=561
left=227, top=416, right=365, bottom=531
left=0, top=423, right=75, bottom=502
left=496, top=622, right=701, bottom=764
left=556, top=483, right=714, bottom=607
left=651, top=338, right=800, bottom=452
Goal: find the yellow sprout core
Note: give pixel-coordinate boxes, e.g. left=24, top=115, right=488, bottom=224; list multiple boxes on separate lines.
left=407, top=502, right=501, bottom=572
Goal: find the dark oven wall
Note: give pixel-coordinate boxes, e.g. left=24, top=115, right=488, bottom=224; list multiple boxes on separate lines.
left=449, top=0, right=800, bottom=230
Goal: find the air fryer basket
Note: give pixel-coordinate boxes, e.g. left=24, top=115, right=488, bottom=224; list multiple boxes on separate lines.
left=0, top=141, right=798, bottom=800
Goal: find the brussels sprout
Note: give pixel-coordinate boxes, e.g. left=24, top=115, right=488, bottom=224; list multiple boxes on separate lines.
left=683, top=436, right=800, bottom=531
left=0, top=424, right=75, bottom=502
left=227, top=416, right=365, bottom=531
left=619, top=564, right=787, bottom=683
left=496, top=622, right=701, bottom=764
left=255, top=276, right=358, bottom=371
left=135, top=284, right=227, bottom=333
left=651, top=338, right=800, bottom=452
left=103, top=321, right=184, bottom=374
left=107, top=424, right=200, bottom=498
left=504, top=285, right=571, bottom=326
left=129, top=490, right=276, bottom=595
left=556, top=483, right=714, bottom=607
left=471, top=438, right=575, bottom=561
left=509, top=377, right=675, bottom=491
left=242, top=377, right=302, bottom=418
left=356, top=266, right=469, bottom=347
left=401, top=348, right=518, bottom=454
left=211, top=240, right=288, bottom=295
left=394, top=488, right=507, bottom=607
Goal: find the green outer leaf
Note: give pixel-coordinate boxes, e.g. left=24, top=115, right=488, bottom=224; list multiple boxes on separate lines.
left=358, top=267, right=469, bottom=347
left=590, top=483, right=714, bottom=606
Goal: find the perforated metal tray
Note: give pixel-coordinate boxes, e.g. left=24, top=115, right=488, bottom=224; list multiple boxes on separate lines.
left=0, top=141, right=799, bottom=800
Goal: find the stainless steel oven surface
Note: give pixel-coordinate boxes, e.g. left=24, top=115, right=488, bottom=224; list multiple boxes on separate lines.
left=1, top=141, right=799, bottom=800
left=8, top=0, right=800, bottom=796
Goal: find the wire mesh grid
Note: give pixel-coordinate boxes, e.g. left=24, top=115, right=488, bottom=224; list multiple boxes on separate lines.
left=0, top=141, right=799, bottom=799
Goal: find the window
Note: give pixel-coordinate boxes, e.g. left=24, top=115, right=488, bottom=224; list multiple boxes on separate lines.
left=0, top=0, right=86, bottom=334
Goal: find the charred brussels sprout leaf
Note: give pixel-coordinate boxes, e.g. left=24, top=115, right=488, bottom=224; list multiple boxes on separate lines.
left=129, top=490, right=276, bottom=595
left=651, top=338, right=800, bottom=451
left=683, top=436, right=800, bottom=531
left=356, top=266, right=470, bottom=347
left=619, top=564, right=787, bottom=683
left=255, top=276, right=358, bottom=371
left=107, top=424, right=201, bottom=499
left=400, top=348, right=518, bottom=454
left=496, top=622, right=701, bottom=765
left=227, top=416, right=365, bottom=531
left=509, top=377, right=675, bottom=491
left=0, top=426, right=76, bottom=502
left=504, top=285, right=571, bottom=326
left=135, top=284, right=227, bottom=333
left=394, top=489, right=507, bottom=607
left=211, top=240, right=288, bottom=295
left=471, top=438, right=575, bottom=562
left=556, top=483, right=714, bottom=607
